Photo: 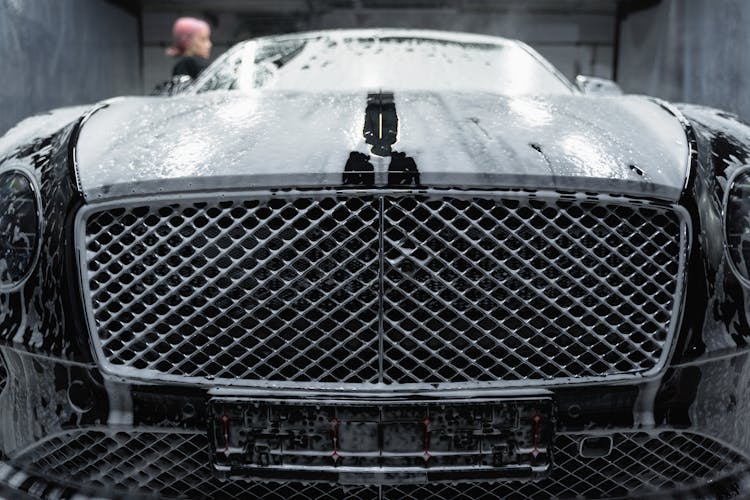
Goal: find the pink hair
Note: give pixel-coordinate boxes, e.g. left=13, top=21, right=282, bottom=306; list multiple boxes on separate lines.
left=166, top=17, right=210, bottom=57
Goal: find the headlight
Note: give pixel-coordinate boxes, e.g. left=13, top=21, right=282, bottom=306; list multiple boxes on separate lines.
left=0, top=168, right=41, bottom=291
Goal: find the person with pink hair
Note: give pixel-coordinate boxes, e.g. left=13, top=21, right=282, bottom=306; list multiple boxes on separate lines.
left=167, top=17, right=213, bottom=79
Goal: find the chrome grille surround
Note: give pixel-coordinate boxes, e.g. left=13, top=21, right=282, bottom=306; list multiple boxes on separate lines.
left=8, top=427, right=747, bottom=499
left=77, top=189, right=689, bottom=389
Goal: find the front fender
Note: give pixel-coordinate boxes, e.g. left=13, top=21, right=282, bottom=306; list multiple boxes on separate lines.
left=674, top=104, right=750, bottom=362
left=0, top=110, right=92, bottom=361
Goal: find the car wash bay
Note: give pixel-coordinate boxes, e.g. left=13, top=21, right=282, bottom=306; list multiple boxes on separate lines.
left=1, top=0, right=749, bottom=136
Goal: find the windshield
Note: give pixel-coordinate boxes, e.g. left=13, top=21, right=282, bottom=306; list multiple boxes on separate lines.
left=190, top=33, right=573, bottom=95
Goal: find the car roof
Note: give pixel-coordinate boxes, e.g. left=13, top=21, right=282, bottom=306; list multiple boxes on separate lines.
left=251, top=28, right=520, bottom=47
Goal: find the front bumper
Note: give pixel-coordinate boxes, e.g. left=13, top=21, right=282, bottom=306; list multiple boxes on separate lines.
left=6, top=426, right=749, bottom=499
left=2, top=346, right=750, bottom=499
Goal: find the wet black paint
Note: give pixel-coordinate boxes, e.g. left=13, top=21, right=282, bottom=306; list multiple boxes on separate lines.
left=387, top=151, right=420, bottom=187
left=671, top=105, right=750, bottom=362
left=0, top=118, right=90, bottom=360
left=363, top=91, right=398, bottom=157
left=342, top=151, right=375, bottom=186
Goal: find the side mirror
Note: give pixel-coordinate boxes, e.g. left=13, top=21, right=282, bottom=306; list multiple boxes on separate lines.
left=575, top=75, right=623, bottom=96
left=151, top=75, right=194, bottom=96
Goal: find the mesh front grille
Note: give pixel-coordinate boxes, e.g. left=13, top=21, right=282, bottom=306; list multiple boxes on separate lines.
left=84, top=197, right=380, bottom=383
left=381, top=197, right=680, bottom=384
left=80, top=192, right=685, bottom=387
left=11, top=429, right=378, bottom=499
left=11, top=428, right=746, bottom=499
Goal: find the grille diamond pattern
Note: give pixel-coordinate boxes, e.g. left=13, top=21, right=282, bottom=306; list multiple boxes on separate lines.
left=85, top=197, right=380, bottom=383
left=82, top=192, right=683, bottom=386
left=12, top=429, right=378, bottom=499
left=11, top=428, right=746, bottom=499
left=381, top=196, right=680, bottom=383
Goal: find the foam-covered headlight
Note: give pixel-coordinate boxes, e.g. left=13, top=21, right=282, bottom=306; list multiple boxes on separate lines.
left=724, top=166, right=750, bottom=287
left=0, top=169, right=41, bottom=291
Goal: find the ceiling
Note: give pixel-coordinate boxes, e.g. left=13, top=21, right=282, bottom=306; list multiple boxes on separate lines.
left=140, top=0, right=618, bottom=15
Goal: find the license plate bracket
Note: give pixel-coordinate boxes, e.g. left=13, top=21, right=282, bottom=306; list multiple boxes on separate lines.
left=208, top=397, right=554, bottom=484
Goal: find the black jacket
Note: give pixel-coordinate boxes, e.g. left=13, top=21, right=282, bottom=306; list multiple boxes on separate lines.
left=172, top=56, right=209, bottom=79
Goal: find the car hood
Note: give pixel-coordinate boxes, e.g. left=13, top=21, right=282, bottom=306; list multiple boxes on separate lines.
left=75, top=90, right=689, bottom=201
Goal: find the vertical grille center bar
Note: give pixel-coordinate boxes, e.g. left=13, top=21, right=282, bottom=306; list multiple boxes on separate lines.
left=377, top=195, right=385, bottom=384
left=80, top=191, right=686, bottom=388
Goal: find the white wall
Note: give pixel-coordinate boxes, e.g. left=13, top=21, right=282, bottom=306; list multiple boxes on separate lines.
left=0, top=0, right=142, bottom=135
left=617, top=0, right=750, bottom=120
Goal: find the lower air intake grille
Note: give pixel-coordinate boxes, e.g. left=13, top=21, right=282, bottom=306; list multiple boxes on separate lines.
left=80, top=191, right=686, bottom=387
left=10, top=428, right=746, bottom=499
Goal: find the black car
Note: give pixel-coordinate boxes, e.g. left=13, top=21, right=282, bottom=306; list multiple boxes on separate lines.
left=1, top=29, right=750, bottom=499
